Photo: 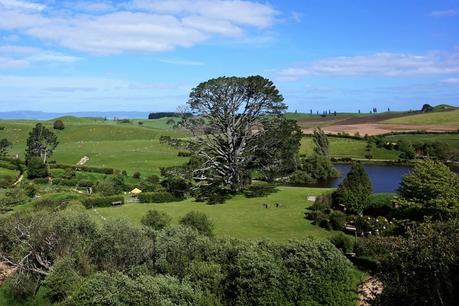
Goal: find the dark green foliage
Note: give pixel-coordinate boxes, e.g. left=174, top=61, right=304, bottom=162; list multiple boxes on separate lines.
left=252, top=117, right=303, bottom=181
left=378, top=221, right=458, bottom=306
left=329, top=210, right=347, bottom=230
left=138, top=192, right=179, bottom=203
left=25, top=123, right=58, bottom=163
left=330, top=233, right=355, bottom=253
left=421, top=103, right=434, bottom=112
left=398, top=140, right=416, bottom=159
left=62, top=168, right=76, bottom=179
left=185, top=75, right=286, bottom=193
left=50, top=163, right=115, bottom=174
left=132, top=171, right=141, bottom=179
left=179, top=211, right=214, bottom=237
left=141, top=209, right=172, bottom=230
left=53, top=120, right=65, bottom=130
left=82, top=195, right=124, bottom=208
left=160, top=176, right=189, bottom=198
left=23, top=183, right=38, bottom=198
left=0, top=175, right=15, bottom=188
left=397, top=159, right=459, bottom=213
left=333, top=162, right=372, bottom=214
left=299, top=154, right=338, bottom=181
left=242, top=184, right=277, bottom=198
left=312, top=128, right=329, bottom=156
left=93, top=180, right=116, bottom=196
left=288, top=169, right=317, bottom=185
left=43, top=257, right=81, bottom=303
left=155, top=225, right=213, bottom=279
left=27, top=156, right=49, bottom=179
left=139, top=175, right=160, bottom=192
left=0, top=138, right=12, bottom=156
left=89, top=219, right=153, bottom=271
left=68, top=272, right=202, bottom=306
left=184, top=261, right=223, bottom=296
left=0, top=187, right=27, bottom=207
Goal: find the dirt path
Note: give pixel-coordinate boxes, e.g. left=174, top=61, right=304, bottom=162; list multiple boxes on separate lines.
left=303, top=123, right=459, bottom=136
left=13, top=174, right=23, bottom=186
left=357, top=276, right=383, bottom=306
left=0, top=262, right=16, bottom=285
left=76, top=156, right=89, bottom=166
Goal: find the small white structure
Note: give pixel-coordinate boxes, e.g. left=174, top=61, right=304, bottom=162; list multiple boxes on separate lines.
left=130, top=188, right=142, bottom=196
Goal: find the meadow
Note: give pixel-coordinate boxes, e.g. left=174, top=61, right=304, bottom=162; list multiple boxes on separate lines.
left=383, top=109, right=459, bottom=125
left=89, top=186, right=334, bottom=241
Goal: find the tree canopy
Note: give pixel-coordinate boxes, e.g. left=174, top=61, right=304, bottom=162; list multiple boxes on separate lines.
left=25, top=123, right=59, bottom=163
left=181, top=75, right=286, bottom=193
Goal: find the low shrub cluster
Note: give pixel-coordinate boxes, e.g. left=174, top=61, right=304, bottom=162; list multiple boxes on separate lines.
left=50, top=163, right=115, bottom=175
left=243, top=184, right=277, bottom=198
left=82, top=195, right=124, bottom=208
left=138, top=192, right=179, bottom=203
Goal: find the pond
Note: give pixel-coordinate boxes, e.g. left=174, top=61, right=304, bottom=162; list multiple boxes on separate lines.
left=307, top=163, right=459, bottom=193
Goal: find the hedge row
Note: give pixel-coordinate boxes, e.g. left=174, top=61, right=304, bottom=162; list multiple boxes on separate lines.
left=50, top=163, right=115, bottom=174
left=138, top=192, right=179, bottom=203
left=53, top=178, right=95, bottom=187
left=82, top=196, right=124, bottom=208
left=0, top=160, right=17, bottom=170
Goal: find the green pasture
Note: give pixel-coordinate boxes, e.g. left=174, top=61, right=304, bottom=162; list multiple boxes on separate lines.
left=384, top=133, right=459, bottom=148
left=90, top=186, right=334, bottom=241
left=383, top=109, right=459, bottom=125
left=301, top=137, right=400, bottom=160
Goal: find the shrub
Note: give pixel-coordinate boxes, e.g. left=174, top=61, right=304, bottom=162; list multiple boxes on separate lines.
left=288, top=170, right=316, bottom=185
left=53, top=120, right=65, bottom=130
left=329, top=210, right=347, bottom=230
left=89, top=219, right=153, bottom=271
left=62, top=168, right=76, bottom=179
left=138, top=192, right=178, bottom=203
left=27, top=157, right=48, bottom=179
left=330, top=233, right=355, bottom=253
left=132, top=171, right=141, bottom=179
left=179, top=211, right=214, bottom=237
left=177, top=151, right=192, bottom=157
left=82, top=196, right=124, bottom=208
left=77, top=180, right=94, bottom=188
left=43, top=257, right=81, bottom=303
left=141, top=209, right=172, bottom=230
left=0, top=175, right=15, bottom=188
left=160, top=177, right=189, bottom=198
left=33, top=177, right=49, bottom=184
left=93, top=180, right=116, bottom=196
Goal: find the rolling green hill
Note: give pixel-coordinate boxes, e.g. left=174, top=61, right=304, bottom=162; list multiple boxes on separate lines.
left=383, top=109, right=459, bottom=125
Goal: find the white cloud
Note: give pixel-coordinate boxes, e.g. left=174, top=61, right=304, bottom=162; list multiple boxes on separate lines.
left=431, top=9, right=457, bottom=17
left=130, top=0, right=278, bottom=28
left=0, top=45, right=82, bottom=68
left=0, top=0, right=46, bottom=12
left=0, top=0, right=278, bottom=54
left=277, top=48, right=459, bottom=80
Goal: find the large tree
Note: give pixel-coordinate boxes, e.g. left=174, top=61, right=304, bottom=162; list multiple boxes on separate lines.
left=25, top=123, right=59, bottom=163
left=181, top=76, right=286, bottom=192
left=252, top=117, right=303, bottom=181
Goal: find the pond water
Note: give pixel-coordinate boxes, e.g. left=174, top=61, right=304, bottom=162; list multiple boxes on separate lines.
left=307, top=163, right=459, bottom=193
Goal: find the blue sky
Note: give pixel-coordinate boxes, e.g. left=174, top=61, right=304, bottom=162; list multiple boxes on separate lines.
left=0, top=0, right=458, bottom=113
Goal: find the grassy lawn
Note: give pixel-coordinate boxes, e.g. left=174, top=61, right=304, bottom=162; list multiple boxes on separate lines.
left=301, top=137, right=400, bottom=160
left=89, top=186, right=335, bottom=241
left=383, top=109, right=459, bottom=125
left=384, top=133, right=459, bottom=148
left=0, top=168, right=18, bottom=178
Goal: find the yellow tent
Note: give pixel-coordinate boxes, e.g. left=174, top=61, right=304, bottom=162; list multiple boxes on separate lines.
left=130, top=188, right=142, bottom=195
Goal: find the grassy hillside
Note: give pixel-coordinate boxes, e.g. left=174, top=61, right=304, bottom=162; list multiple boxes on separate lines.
left=90, top=186, right=334, bottom=241
left=0, top=119, right=187, bottom=176
left=301, top=137, right=400, bottom=159
left=384, top=133, right=459, bottom=148
left=383, top=109, right=459, bottom=125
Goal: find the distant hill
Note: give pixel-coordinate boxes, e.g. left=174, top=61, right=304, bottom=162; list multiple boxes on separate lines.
left=0, top=111, right=150, bottom=120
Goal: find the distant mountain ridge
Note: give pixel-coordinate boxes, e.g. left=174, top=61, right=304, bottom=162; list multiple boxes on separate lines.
left=0, top=111, right=151, bottom=120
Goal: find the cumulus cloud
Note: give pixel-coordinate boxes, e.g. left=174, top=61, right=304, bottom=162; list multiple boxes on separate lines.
left=0, top=0, right=45, bottom=12
left=0, top=0, right=278, bottom=54
left=431, top=9, right=457, bottom=17
left=277, top=48, right=459, bottom=80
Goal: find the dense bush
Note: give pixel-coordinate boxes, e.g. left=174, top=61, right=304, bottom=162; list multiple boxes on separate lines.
left=288, top=169, right=316, bottom=185
left=160, top=176, right=190, bottom=198
left=179, top=211, right=214, bottom=237
left=68, top=272, right=202, bottom=306
left=43, top=257, right=81, bottom=303
left=141, top=209, right=172, bottom=230
left=0, top=175, right=15, bottom=188
left=27, top=156, right=48, bottom=179
left=50, top=163, right=115, bottom=174
left=82, top=195, right=124, bottom=208
left=330, top=232, right=355, bottom=253
left=329, top=210, right=347, bottom=230
left=93, top=180, right=117, bottom=196
left=132, top=171, right=141, bottom=179
left=89, top=219, right=153, bottom=271
left=138, top=191, right=179, bottom=203
left=53, top=120, right=65, bottom=130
